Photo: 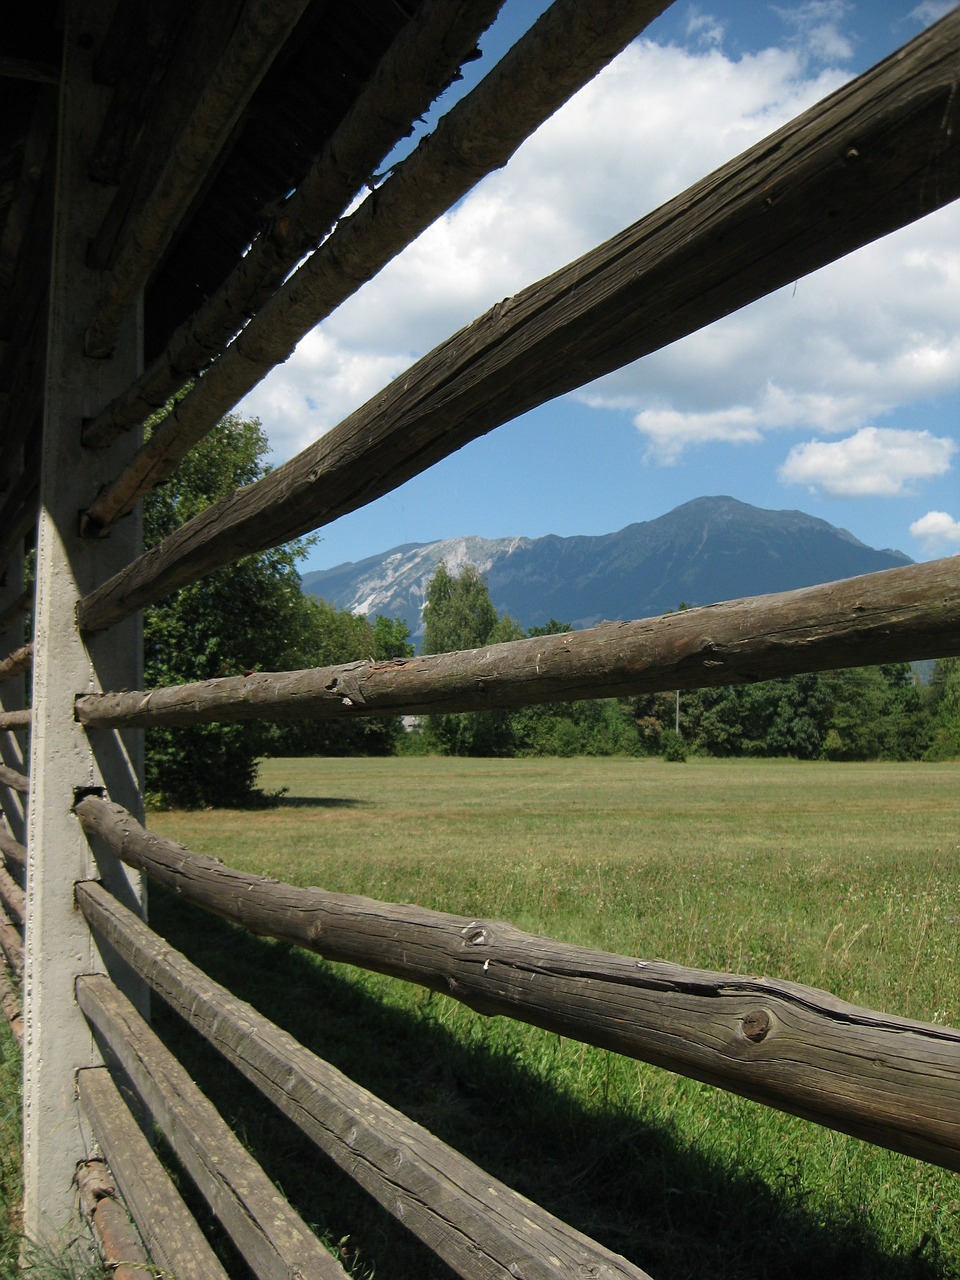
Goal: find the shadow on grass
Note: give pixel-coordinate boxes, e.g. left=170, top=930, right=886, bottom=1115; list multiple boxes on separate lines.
left=273, top=795, right=364, bottom=809
left=148, top=889, right=950, bottom=1280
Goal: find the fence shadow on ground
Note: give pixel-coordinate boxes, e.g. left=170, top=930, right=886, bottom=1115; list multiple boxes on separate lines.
left=273, top=794, right=364, bottom=809
left=148, top=888, right=950, bottom=1280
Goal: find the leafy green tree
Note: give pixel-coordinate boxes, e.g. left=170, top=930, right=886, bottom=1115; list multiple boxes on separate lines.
left=422, top=562, right=499, bottom=654
left=421, top=563, right=518, bottom=756
left=924, top=657, right=960, bottom=760
left=372, top=615, right=415, bottom=660
left=144, top=413, right=315, bottom=806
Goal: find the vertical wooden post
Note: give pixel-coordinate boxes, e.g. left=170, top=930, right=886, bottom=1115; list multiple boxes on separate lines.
left=24, top=0, right=146, bottom=1241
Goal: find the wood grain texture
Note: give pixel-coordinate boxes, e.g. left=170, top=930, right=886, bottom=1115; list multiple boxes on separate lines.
left=81, top=0, right=510, bottom=445
left=78, top=880, right=653, bottom=1280
left=76, top=973, right=350, bottom=1280
left=75, top=796, right=960, bottom=1172
left=0, top=643, right=32, bottom=684
left=81, top=0, right=673, bottom=518
left=75, top=1156, right=156, bottom=1280
left=78, top=1068, right=231, bottom=1280
left=77, top=10, right=960, bottom=630
left=84, top=0, right=311, bottom=357
left=0, top=764, right=27, bottom=795
left=76, top=557, right=960, bottom=727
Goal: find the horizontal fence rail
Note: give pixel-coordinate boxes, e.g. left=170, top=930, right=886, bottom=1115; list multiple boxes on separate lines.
left=76, top=9, right=960, bottom=632
left=79, top=0, right=675, bottom=522
left=0, top=643, right=32, bottom=683
left=75, top=796, right=960, bottom=1172
left=0, top=825, right=26, bottom=878
left=76, top=973, right=351, bottom=1280
left=78, top=880, right=653, bottom=1280
left=0, top=765, right=28, bottom=796
left=74, top=1156, right=159, bottom=1280
left=78, top=1070, right=232, bottom=1280
left=0, top=710, right=31, bottom=732
left=76, top=558, right=960, bottom=727
left=81, top=0, right=643, bottom=446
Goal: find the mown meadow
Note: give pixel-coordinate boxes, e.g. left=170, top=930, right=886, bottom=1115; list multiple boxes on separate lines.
left=137, top=756, right=960, bottom=1279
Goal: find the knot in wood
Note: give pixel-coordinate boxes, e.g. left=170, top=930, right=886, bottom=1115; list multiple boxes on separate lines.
left=740, top=1009, right=771, bottom=1042
left=460, top=924, right=489, bottom=946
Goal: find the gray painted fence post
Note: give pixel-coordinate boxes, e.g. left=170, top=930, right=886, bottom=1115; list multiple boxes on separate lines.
left=24, top=0, right=146, bottom=1242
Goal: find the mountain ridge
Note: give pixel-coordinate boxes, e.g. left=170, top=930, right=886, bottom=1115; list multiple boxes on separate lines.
left=301, top=496, right=912, bottom=642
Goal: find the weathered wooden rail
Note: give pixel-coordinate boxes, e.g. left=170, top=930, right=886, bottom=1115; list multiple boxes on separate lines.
left=76, top=795, right=960, bottom=1172
left=4, top=1, right=960, bottom=1275
left=78, top=879, right=652, bottom=1280
left=76, top=556, right=960, bottom=727
left=76, top=10, right=960, bottom=629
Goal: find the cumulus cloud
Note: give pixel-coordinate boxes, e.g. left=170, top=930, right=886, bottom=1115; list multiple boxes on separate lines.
left=778, top=427, right=956, bottom=497
left=584, top=205, right=960, bottom=461
left=773, top=1, right=856, bottom=63
left=240, top=25, right=960, bottom=488
left=240, top=36, right=854, bottom=461
left=909, top=511, right=960, bottom=551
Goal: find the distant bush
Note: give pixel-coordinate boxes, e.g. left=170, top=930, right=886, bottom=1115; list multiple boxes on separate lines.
left=659, top=728, right=687, bottom=762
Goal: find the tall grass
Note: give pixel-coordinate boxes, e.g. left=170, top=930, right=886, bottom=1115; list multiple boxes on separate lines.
left=141, top=757, right=960, bottom=1279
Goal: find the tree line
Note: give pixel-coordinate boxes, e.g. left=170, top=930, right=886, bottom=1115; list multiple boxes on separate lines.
left=144, top=415, right=960, bottom=807
left=414, top=562, right=960, bottom=765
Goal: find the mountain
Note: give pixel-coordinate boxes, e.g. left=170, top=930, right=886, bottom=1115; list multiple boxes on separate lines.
left=300, top=496, right=912, bottom=642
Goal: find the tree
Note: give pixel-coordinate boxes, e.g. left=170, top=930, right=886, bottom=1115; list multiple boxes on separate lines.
left=924, top=657, right=960, bottom=760
left=422, top=562, right=499, bottom=654
left=421, top=563, right=519, bottom=756
left=144, top=414, right=318, bottom=806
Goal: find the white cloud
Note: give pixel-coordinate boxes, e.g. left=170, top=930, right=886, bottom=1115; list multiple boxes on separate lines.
left=778, top=427, right=956, bottom=497
left=240, top=37, right=854, bottom=459
left=686, top=8, right=725, bottom=48
left=239, top=28, right=960, bottom=489
left=773, top=1, right=855, bottom=63
left=585, top=206, right=960, bottom=461
left=909, top=510, right=960, bottom=551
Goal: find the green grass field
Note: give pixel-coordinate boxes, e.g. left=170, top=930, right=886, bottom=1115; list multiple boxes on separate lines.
left=139, top=756, right=960, bottom=1279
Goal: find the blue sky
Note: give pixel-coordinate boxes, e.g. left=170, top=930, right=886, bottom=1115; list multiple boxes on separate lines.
left=238, top=0, right=960, bottom=573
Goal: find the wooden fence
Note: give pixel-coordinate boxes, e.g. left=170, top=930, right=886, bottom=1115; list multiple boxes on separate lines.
left=0, top=2, right=958, bottom=1275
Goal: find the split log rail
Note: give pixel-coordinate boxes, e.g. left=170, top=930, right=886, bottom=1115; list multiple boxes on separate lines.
left=4, top=2, right=960, bottom=1276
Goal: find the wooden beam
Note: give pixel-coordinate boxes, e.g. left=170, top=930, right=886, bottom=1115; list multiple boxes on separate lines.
left=0, top=960, right=22, bottom=1047
left=77, top=1072, right=231, bottom=1280
left=0, top=57, right=59, bottom=85
left=76, top=558, right=960, bottom=728
left=75, top=974, right=355, bottom=1280
left=83, top=0, right=312, bottom=358
left=0, top=711, right=30, bottom=732
left=0, top=644, right=33, bottom=684
left=79, top=882, right=653, bottom=1280
left=0, top=901, right=22, bottom=979
left=75, top=797, right=960, bottom=1173
left=75, top=1157, right=156, bottom=1280
left=82, top=0, right=671, bottom=447
left=77, top=11, right=960, bottom=630
left=0, top=862, right=25, bottom=927
left=0, top=823, right=26, bottom=879
left=0, top=765, right=28, bottom=795
left=22, top=0, right=147, bottom=1233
